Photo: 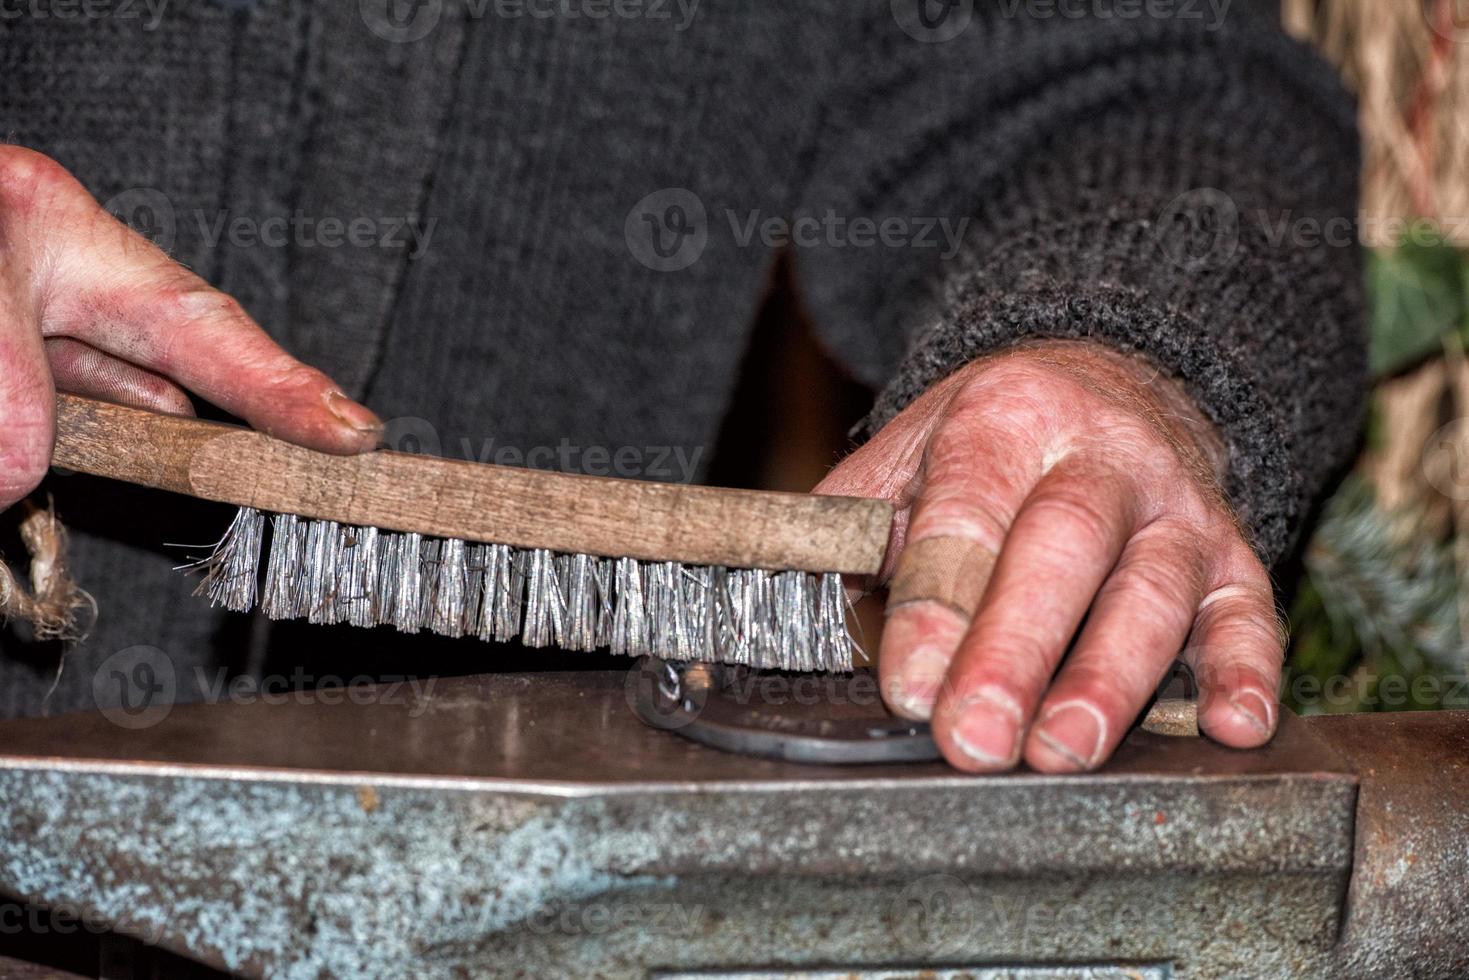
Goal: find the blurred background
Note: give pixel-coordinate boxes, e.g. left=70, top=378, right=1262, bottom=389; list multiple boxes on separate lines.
left=1280, top=0, right=1469, bottom=713
left=718, top=0, right=1469, bottom=715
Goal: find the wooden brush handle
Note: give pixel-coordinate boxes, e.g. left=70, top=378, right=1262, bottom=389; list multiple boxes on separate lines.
left=50, top=394, right=893, bottom=575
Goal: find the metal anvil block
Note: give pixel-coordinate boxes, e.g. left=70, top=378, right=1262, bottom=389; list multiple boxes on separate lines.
left=0, top=671, right=1460, bottom=978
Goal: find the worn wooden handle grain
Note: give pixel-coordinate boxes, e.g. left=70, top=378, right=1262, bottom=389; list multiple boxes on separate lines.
left=51, top=394, right=893, bottom=575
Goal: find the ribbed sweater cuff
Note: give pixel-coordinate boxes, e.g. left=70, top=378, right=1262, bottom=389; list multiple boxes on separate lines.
left=860, top=280, right=1301, bottom=563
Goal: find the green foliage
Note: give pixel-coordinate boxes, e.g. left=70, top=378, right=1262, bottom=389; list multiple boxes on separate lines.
left=1286, top=476, right=1464, bottom=714
left=1366, top=236, right=1469, bottom=378
left=1286, top=237, right=1469, bottom=714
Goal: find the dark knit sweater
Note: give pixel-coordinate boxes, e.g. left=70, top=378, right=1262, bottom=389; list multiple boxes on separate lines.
left=0, top=0, right=1364, bottom=717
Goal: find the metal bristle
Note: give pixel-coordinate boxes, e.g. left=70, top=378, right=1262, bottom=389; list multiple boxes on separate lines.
left=195, top=507, right=265, bottom=613
left=189, top=506, right=856, bottom=672
left=261, top=513, right=307, bottom=619
left=391, top=533, right=426, bottom=633
left=521, top=549, right=561, bottom=648
left=304, top=519, right=342, bottom=625
left=341, top=525, right=382, bottom=629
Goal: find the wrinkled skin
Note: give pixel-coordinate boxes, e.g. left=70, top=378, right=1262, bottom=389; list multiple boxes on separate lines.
left=0, top=145, right=381, bottom=512
left=816, top=341, right=1285, bottom=773
left=1, top=149, right=1280, bottom=773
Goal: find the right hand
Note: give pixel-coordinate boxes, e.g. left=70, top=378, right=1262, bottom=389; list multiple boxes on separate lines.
left=0, top=146, right=383, bottom=512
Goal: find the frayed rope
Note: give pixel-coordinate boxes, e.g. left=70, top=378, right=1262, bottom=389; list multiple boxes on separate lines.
left=0, top=500, right=95, bottom=643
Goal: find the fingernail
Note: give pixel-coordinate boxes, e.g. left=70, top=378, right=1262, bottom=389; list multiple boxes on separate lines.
left=1230, top=689, right=1274, bottom=736
left=890, top=648, right=949, bottom=719
left=324, top=390, right=383, bottom=435
left=952, top=688, right=1021, bottom=767
left=1034, top=701, right=1105, bottom=770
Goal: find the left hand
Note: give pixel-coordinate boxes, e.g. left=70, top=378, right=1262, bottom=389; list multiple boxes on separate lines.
left=815, top=340, right=1284, bottom=773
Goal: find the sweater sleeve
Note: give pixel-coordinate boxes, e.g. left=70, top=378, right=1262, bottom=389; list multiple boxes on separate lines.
left=792, top=1, right=1366, bottom=565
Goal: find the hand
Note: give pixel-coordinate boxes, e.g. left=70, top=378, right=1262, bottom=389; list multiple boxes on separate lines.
left=815, top=340, right=1284, bottom=773
left=0, top=146, right=382, bottom=512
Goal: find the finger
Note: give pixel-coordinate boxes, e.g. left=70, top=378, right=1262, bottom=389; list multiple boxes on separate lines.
left=0, top=294, right=56, bottom=511
left=877, top=413, right=1035, bottom=720
left=1024, top=517, right=1209, bottom=772
left=1184, top=558, right=1286, bottom=748
left=7, top=149, right=381, bottom=454
left=813, top=377, right=966, bottom=585
left=932, top=458, right=1139, bottom=772
left=52, top=272, right=381, bottom=455
left=881, top=536, right=997, bottom=717
left=46, top=338, right=195, bottom=417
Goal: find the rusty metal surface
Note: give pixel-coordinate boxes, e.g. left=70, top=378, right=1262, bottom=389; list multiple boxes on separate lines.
left=0, top=671, right=1362, bottom=978
left=1303, top=711, right=1469, bottom=980
left=652, top=969, right=1170, bottom=979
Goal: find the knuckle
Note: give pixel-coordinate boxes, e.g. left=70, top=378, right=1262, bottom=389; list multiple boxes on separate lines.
left=1022, top=486, right=1120, bottom=555
left=941, top=674, right=1028, bottom=724
left=0, top=146, right=74, bottom=216
left=258, top=360, right=329, bottom=398
left=973, top=356, right=1061, bottom=394
left=1191, top=585, right=1287, bottom=664
left=912, top=493, right=1009, bottom=548
left=166, top=286, right=246, bottom=326
left=1105, top=563, right=1197, bottom=631
left=923, top=416, right=990, bottom=476
left=963, top=628, right=1055, bottom=692
left=1053, top=665, right=1135, bottom=714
